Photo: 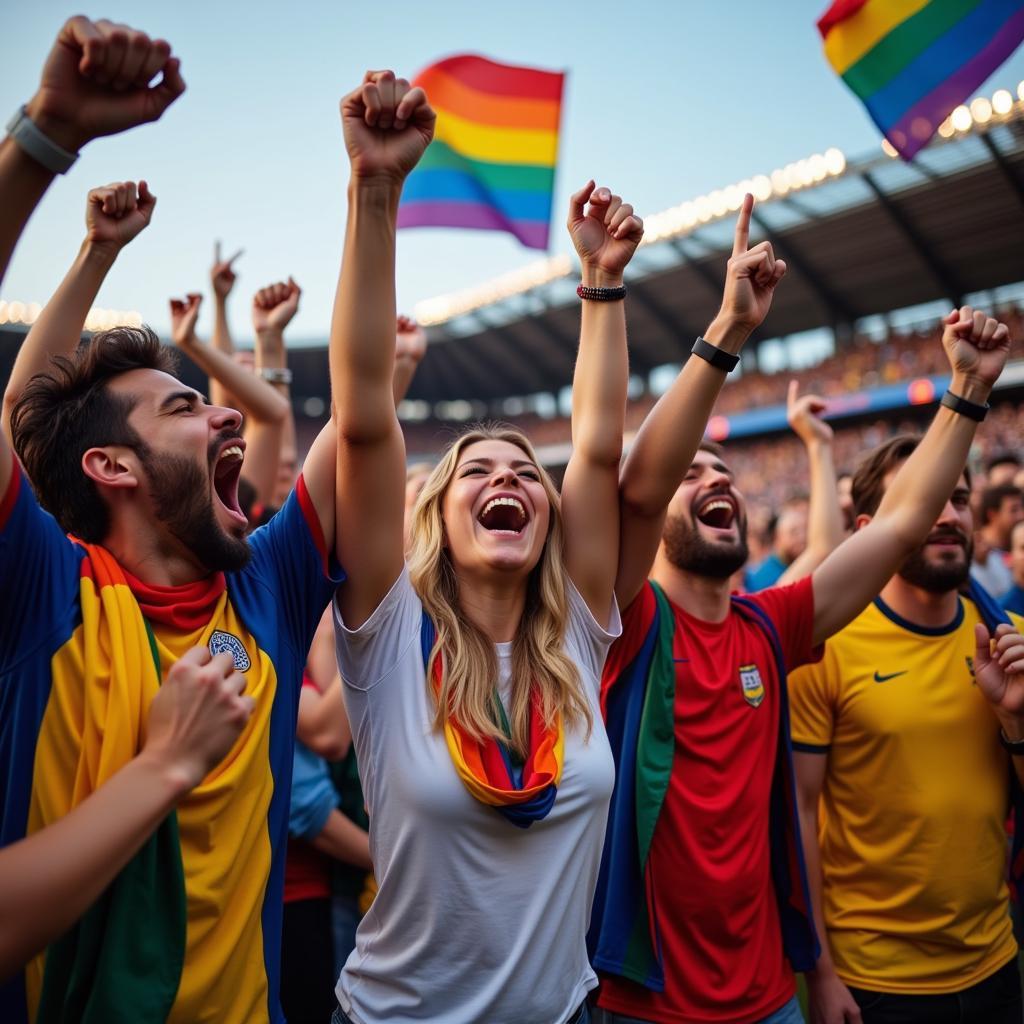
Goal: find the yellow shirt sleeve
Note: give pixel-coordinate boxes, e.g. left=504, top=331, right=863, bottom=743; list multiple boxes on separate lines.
left=788, top=645, right=835, bottom=749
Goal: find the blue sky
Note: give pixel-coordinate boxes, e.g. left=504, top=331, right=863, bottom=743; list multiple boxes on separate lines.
left=3, top=1, right=1024, bottom=343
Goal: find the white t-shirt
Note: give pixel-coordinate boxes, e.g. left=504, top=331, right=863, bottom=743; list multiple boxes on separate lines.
left=333, top=568, right=620, bottom=1024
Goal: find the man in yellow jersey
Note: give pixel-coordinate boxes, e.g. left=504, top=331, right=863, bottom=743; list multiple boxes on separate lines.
left=791, top=434, right=1024, bottom=1024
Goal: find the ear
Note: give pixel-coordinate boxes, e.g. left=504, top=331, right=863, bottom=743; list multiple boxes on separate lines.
left=81, top=447, right=140, bottom=491
left=854, top=512, right=873, bottom=533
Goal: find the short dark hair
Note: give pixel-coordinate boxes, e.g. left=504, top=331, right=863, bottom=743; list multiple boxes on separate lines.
left=979, top=483, right=1023, bottom=526
left=697, top=439, right=726, bottom=459
left=10, top=326, right=178, bottom=541
left=852, top=434, right=972, bottom=519
left=986, top=450, right=1021, bottom=473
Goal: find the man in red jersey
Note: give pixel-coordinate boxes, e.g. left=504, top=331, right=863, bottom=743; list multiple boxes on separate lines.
left=590, top=197, right=1014, bottom=1024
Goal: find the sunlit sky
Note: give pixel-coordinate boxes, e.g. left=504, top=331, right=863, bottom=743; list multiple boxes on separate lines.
left=3, top=1, right=1024, bottom=345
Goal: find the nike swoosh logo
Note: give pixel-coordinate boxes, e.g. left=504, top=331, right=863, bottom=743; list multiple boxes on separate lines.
left=874, top=670, right=907, bottom=683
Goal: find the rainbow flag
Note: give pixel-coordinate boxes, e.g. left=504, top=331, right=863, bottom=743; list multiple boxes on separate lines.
left=818, top=0, right=1024, bottom=160
left=398, top=55, right=565, bottom=250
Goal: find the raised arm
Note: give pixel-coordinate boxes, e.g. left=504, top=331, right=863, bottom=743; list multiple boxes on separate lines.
left=392, top=315, right=428, bottom=406
left=811, top=308, right=1012, bottom=645
left=2, top=179, right=156, bottom=449
left=615, top=195, right=787, bottom=606
left=0, top=15, right=184, bottom=506
left=330, top=71, right=434, bottom=627
left=560, top=183, right=642, bottom=622
left=0, top=646, right=251, bottom=981
left=777, top=381, right=843, bottom=585
left=208, top=241, right=244, bottom=409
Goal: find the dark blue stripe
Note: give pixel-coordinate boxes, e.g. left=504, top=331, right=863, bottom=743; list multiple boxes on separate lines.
left=873, top=595, right=964, bottom=636
left=402, top=168, right=554, bottom=223
left=792, top=741, right=830, bottom=754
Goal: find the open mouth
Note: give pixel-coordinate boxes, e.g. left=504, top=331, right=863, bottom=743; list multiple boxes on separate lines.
left=212, top=442, right=247, bottom=528
left=925, top=533, right=965, bottom=548
left=477, top=495, right=529, bottom=535
left=695, top=495, right=737, bottom=531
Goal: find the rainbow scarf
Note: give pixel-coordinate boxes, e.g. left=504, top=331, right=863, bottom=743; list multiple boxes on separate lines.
left=398, top=54, right=565, bottom=250
left=588, top=581, right=818, bottom=990
left=28, top=543, right=187, bottom=1023
left=419, top=613, right=563, bottom=827
left=818, top=0, right=1024, bottom=160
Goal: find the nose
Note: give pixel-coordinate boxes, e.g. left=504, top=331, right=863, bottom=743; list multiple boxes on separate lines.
left=490, top=465, right=520, bottom=487
left=935, top=499, right=960, bottom=527
left=211, top=404, right=243, bottom=433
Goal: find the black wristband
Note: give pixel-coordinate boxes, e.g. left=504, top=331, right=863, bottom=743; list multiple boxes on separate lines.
left=691, top=336, right=740, bottom=373
left=1000, top=729, right=1024, bottom=756
left=940, top=389, right=989, bottom=422
left=576, top=283, right=626, bottom=302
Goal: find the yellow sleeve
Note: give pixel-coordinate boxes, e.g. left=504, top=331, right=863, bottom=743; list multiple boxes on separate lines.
left=788, top=645, right=836, bottom=750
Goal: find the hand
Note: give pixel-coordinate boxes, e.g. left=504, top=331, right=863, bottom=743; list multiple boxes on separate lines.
left=787, top=380, right=833, bottom=446
left=395, top=315, right=427, bottom=363
left=712, top=194, right=787, bottom=338
left=85, top=180, right=156, bottom=250
left=974, top=624, right=1024, bottom=731
left=806, top=969, right=862, bottom=1024
left=941, top=306, right=1011, bottom=395
left=169, top=293, right=202, bottom=348
left=211, top=241, right=244, bottom=300
left=566, top=181, right=644, bottom=283
left=25, top=17, right=185, bottom=154
left=143, top=646, right=253, bottom=791
left=252, top=278, right=301, bottom=334
left=340, top=70, right=435, bottom=185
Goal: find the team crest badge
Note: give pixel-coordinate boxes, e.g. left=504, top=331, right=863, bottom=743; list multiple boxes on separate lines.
left=209, top=630, right=251, bottom=671
left=739, top=664, right=764, bottom=707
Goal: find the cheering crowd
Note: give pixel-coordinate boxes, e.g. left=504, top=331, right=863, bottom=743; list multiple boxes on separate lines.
left=2, top=16, right=1024, bottom=1024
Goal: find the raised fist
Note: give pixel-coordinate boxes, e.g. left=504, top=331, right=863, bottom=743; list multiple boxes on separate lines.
left=395, top=315, right=427, bottom=363
left=941, top=305, right=1011, bottom=391
left=252, top=278, right=301, bottom=334
left=85, top=180, right=155, bottom=249
left=144, top=646, right=253, bottom=790
left=786, top=380, right=833, bottom=446
left=340, top=70, right=435, bottom=184
left=211, top=241, right=244, bottom=300
left=169, top=293, right=202, bottom=348
left=26, top=17, right=185, bottom=153
left=567, top=181, right=644, bottom=282
left=717, top=195, right=787, bottom=334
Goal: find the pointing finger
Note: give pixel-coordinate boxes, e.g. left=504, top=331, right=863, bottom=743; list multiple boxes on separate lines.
left=733, top=193, right=753, bottom=258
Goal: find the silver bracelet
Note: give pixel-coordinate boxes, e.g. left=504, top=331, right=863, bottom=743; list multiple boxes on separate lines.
left=5, top=105, right=78, bottom=174
left=258, top=366, right=293, bottom=384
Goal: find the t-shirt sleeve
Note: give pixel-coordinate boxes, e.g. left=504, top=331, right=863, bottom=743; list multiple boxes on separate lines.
left=245, top=474, right=345, bottom=661
left=788, top=652, right=836, bottom=752
left=0, top=463, right=81, bottom=669
left=333, top=566, right=422, bottom=692
left=749, top=574, right=821, bottom=673
left=563, top=578, right=622, bottom=694
left=288, top=741, right=337, bottom=839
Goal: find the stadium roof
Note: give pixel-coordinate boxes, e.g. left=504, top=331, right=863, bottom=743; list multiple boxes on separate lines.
left=400, top=89, right=1024, bottom=405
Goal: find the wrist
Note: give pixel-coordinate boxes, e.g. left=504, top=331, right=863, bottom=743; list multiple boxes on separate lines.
left=580, top=266, right=624, bottom=289
left=24, top=93, right=88, bottom=153
left=80, top=237, right=120, bottom=268
left=703, top=315, right=750, bottom=354
left=348, top=175, right=403, bottom=212
left=948, top=373, right=993, bottom=405
left=255, top=328, right=286, bottom=356
left=135, top=746, right=198, bottom=803
left=997, top=713, right=1024, bottom=744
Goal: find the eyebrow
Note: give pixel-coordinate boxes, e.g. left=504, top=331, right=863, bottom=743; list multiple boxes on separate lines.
left=157, top=390, right=206, bottom=413
left=461, top=457, right=539, bottom=470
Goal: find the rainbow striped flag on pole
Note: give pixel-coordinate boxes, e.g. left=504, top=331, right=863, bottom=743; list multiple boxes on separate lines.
left=818, top=0, right=1024, bottom=160
left=398, top=55, right=565, bottom=250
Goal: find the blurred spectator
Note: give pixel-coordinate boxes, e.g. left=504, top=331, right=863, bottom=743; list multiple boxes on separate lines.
left=1001, top=520, right=1024, bottom=616
left=971, top=483, right=1024, bottom=599
left=986, top=450, right=1022, bottom=487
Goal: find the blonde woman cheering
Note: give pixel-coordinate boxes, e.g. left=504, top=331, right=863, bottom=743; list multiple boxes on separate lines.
left=327, top=70, right=642, bottom=1024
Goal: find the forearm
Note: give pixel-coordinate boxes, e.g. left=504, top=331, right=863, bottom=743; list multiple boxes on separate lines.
left=209, top=296, right=237, bottom=409
left=571, top=267, right=629, bottom=466
left=3, top=239, right=117, bottom=444
left=0, top=750, right=187, bottom=981
left=392, top=355, right=419, bottom=407
left=778, top=439, right=842, bottom=585
left=797, top=801, right=837, bottom=977
left=182, top=336, right=290, bottom=425
left=0, top=137, right=56, bottom=289
left=330, top=182, right=401, bottom=442
left=297, top=676, right=351, bottom=761
left=620, top=316, right=745, bottom=515
left=310, top=809, right=372, bottom=870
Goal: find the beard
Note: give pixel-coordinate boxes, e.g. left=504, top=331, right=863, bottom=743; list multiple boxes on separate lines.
left=138, top=439, right=251, bottom=573
left=662, top=510, right=750, bottom=580
left=897, top=530, right=972, bottom=593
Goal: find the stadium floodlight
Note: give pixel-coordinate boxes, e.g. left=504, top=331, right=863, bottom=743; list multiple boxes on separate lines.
left=881, top=139, right=898, bottom=158
left=970, top=97, right=993, bottom=124
left=1019, top=80, right=1024, bottom=102
left=993, top=90, right=1014, bottom=115
left=824, top=148, right=846, bottom=175
left=951, top=104, right=972, bottom=131
left=937, top=117, right=955, bottom=138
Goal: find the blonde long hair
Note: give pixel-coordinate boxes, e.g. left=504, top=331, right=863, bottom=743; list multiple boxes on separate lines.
left=407, top=424, right=592, bottom=757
